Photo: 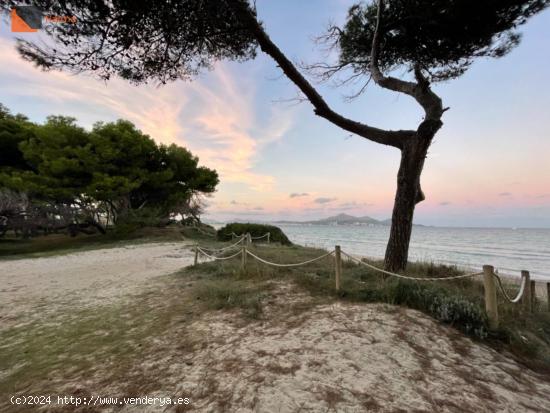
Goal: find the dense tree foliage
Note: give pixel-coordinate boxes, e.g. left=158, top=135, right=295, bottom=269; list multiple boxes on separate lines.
left=0, top=105, right=218, bottom=238
left=1, top=0, right=546, bottom=268
left=3, top=0, right=256, bottom=84
left=336, top=0, right=547, bottom=82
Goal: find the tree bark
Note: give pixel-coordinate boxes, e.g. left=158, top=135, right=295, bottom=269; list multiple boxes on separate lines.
left=384, top=119, right=442, bottom=271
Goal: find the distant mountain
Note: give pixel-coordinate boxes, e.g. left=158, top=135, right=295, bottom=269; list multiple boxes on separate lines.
left=274, top=213, right=391, bottom=226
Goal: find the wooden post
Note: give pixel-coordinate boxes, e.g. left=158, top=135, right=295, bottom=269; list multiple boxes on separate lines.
left=521, top=270, right=531, bottom=313
left=267, top=232, right=270, bottom=244
left=248, top=233, right=252, bottom=245
left=483, top=265, right=498, bottom=329
left=241, top=245, right=247, bottom=271
left=530, top=280, right=536, bottom=312
left=547, top=283, right=550, bottom=312
left=335, top=245, right=342, bottom=292
left=194, top=244, right=199, bottom=266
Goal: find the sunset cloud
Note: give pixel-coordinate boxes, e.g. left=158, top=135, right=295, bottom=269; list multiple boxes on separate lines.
left=0, top=37, right=293, bottom=194
left=290, top=193, right=309, bottom=198
left=314, top=197, right=337, bottom=204
left=338, top=201, right=373, bottom=208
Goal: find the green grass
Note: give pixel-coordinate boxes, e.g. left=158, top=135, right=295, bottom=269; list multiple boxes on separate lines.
left=193, top=278, right=271, bottom=319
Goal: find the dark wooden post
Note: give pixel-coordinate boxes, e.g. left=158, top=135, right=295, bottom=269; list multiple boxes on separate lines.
left=522, top=270, right=531, bottom=313
left=335, top=245, right=342, bottom=292
left=483, top=265, right=498, bottom=329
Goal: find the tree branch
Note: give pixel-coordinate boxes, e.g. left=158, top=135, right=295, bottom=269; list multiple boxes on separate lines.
left=371, top=0, right=444, bottom=121
left=230, top=1, right=413, bottom=149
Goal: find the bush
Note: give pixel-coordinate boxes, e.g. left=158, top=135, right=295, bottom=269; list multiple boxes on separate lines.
left=390, top=280, right=489, bottom=339
left=112, top=207, right=169, bottom=235
left=217, top=223, right=292, bottom=245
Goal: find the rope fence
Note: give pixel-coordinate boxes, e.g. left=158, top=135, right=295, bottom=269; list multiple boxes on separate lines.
left=196, top=237, right=244, bottom=254
left=246, top=248, right=334, bottom=267
left=493, top=271, right=528, bottom=304
left=196, top=247, right=243, bottom=261
left=229, top=232, right=271, bottom=243
left=190, top=242, right=550, bottom=329
left=341, top=251, right=483, bottom=281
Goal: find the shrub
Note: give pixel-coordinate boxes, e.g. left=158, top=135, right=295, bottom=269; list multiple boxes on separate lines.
left=390, top=280, right=489, bottom=339
left=217, top=223, right=292, bottom=245
left=112, top=207, right=169, bottom=235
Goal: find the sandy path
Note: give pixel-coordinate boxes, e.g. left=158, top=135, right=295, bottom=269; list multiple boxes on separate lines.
left=0, top=242, right=194, bottom=326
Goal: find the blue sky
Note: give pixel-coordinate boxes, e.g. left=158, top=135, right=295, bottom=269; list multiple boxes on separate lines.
left=1, top=1, right=549, bottom=227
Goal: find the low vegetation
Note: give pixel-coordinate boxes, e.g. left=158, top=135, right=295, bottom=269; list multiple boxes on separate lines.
left=216, top=223, right=292, bottom=245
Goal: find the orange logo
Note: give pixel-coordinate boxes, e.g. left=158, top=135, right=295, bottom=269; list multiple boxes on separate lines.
left=11, top=7, right=40, bottom=32
left=10, top=6, right=76, bottom=32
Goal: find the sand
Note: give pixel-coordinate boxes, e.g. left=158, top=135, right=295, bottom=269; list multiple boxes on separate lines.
left=0, top=242, right=194, bottom=327
left=176, top=298, right=550, bottom=412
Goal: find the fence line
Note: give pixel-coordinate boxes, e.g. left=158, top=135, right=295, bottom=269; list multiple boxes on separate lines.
left=197, top=237, right=244, bottom=254
left=246, top=248, right=334, bottom=267
left=493, top=271, right=528, bottom=304
left=196, top=247, right=243, bottom=261
left=250, top=233, right=270, bottom=240
left=229, top=232, right=270, bottom=243
left=341, top=251, right=483, bottom=281
left=191, top=242, right=550, bottom=327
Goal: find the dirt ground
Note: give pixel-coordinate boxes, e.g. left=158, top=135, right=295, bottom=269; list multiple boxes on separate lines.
left=180, top=296, right=550, bottom=413
left=0, top=242, right=194, bottom=328
left=1, top=243, right=550, bottom=412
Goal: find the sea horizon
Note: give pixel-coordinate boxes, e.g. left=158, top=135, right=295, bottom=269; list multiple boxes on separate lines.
left=209, top=221, right=550, bottom=281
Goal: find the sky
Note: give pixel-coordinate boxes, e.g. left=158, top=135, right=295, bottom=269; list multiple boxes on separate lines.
left=1, top=1, right=549, bottom=228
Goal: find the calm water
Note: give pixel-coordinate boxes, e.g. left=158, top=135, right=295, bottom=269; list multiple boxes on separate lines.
left=275, top=225, right=550, bottom=281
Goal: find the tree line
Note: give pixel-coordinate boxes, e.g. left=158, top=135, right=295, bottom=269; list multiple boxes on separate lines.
left=0, top=104, right=218, bottom=238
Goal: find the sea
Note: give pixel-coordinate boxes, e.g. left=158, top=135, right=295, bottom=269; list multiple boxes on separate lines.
left=272, top=224, right=550, bottom=281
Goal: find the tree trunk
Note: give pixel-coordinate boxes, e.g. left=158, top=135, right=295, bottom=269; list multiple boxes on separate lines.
left=384, top=120, right=440, bottom=271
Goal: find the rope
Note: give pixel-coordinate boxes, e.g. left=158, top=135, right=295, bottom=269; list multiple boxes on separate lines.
left=246, top=249, right=334, bottom=267
left=197, top=237, right=244, bottom=253
left=197, top=247, right=242, bottom=261
left=341, top=251, right=483, bottom=281
left=228, top=232, right=246, bottom=238
left=493, top=272, right=528, bottom=303
left=250, top=233, right=269, bottom=240
left=229, top=232, right=269, bottom=240
left=188, top=226, right=216, bottom=237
